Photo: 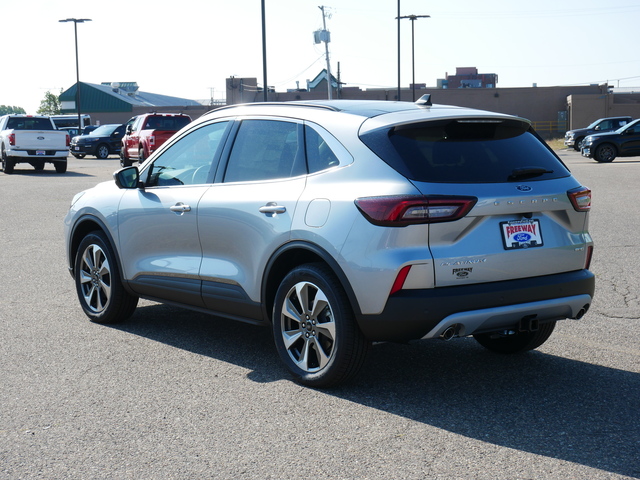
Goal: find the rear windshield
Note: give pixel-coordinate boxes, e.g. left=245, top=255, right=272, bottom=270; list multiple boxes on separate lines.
left=143, top=116, right=191, bottom=130
left=6, top=117, right=55, bottom=131
left=360, top=118, right=570, bottom=183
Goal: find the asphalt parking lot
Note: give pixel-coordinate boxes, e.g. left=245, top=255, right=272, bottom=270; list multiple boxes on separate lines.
left=1, top=150, right=639, bottom=479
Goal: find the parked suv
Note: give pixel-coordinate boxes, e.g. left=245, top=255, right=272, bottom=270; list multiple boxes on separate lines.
left=64, top=99, right=595, bottom=387
left=70, top=124, right=126, bottom=159
left=564, top=116, right=632, bottom=150
left=581, top=118, right=640, bottom=162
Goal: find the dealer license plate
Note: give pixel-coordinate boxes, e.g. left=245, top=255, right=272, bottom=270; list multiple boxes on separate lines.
left=501, top=219, right=543, bottom=250
left=36, top=150, right=45, bottom=156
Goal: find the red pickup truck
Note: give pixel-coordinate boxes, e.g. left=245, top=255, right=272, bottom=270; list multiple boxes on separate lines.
left=120, top=113, right=191, bottom=167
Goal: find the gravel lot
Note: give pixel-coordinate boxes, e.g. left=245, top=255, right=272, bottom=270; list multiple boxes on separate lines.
left=1, top=150, right=638, bottom=479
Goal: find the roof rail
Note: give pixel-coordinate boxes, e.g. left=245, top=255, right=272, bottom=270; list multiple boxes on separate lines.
left=205, top=101, right=341, bottom=115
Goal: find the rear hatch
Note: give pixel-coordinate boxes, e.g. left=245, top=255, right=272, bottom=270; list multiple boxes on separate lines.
left=360, top=116, right=592, bottom=287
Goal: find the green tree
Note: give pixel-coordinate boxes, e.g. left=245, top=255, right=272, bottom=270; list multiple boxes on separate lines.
left=36, top=90, right=61, bottom=115
left=0, top=105, right=26, bottom=115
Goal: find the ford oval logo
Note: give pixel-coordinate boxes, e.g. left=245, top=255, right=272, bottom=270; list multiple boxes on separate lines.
left=516, top=185, right=532, bottom=192
left=514, top=233, right=532, bottom=242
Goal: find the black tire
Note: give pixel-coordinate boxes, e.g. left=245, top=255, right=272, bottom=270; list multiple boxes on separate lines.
left=54, top=161, right=67, bottom=173
left=138, top=147, right=145, bottom=163
left=594, top=143, right=616, bottom=163
left=473, top=321, right=556, bottom=354
left=74, top=231, right=138, bottom=324
left=2, top=148, right=15, bottom=174
left=95, top=144, right=110, bottom=159
left=120, top=147, right=132, bottom=167
left=272, top=263, right=370, bottom=388
left=573, top=137, right=584, bottom=151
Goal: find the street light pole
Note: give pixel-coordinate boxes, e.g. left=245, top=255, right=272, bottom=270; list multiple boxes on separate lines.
left=261, top=0, right=268, bottom=102
left=397, top=0, right=401, bottom=101
left=397, top=14, right=430, bottom=102
left=59, top=18, right=91, bottom=131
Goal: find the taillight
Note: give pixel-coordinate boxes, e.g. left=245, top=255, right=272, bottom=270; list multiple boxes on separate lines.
left=355, top=195, right=477, bottom=226
left=8, top=133, right=15, bottom=145
left=568, top=186, right=591, bottom=212
left=149, top=135, right=155, bottom=146
left=65, top=134, right=70, bottom=147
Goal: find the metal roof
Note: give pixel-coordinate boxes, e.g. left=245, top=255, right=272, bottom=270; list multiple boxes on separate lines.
left=60, top=82, right=203, bottom=113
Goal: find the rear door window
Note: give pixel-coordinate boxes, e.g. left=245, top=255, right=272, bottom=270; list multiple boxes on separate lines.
left=223, top=119, right=305, bottom=182
left=360, top=118, right=570, bottom=183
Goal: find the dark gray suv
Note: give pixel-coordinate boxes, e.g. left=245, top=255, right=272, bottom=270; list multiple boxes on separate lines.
left=564, top=116, right=632, bottom=150
left=64, top=98, right=595, bottom=387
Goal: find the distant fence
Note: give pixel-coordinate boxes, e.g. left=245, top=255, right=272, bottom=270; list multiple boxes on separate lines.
left=532, top=120, right=567, bottom=138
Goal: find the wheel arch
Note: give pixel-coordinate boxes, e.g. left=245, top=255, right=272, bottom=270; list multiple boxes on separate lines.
left=598, top=141, right=618, bottom=151
left=68, top=215, right=131, bottom=293
left=261, top=241, right=362, bottom=324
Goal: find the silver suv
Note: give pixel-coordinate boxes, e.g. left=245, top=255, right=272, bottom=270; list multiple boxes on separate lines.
left=64, top=98, right=595, bottom=387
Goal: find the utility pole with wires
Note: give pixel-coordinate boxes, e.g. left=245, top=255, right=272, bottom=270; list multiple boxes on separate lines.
left=315, top=6, right=333, bottom=99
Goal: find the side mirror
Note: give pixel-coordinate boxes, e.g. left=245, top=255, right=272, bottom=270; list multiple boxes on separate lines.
left=126, top=125, right=133, bottom=135
left=594, top=125, right=601, bottom=131
left=114, top=166, right=141, bottom=189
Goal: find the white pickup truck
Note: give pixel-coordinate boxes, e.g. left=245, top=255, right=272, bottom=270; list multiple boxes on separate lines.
left=0, top=115, right=70, bottom=174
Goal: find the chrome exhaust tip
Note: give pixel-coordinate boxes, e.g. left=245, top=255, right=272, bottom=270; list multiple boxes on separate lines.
left=440, top=324, right=461, bottom=341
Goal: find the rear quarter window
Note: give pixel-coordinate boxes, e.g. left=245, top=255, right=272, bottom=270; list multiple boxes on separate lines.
left=360, top=118, right=570, bottom=183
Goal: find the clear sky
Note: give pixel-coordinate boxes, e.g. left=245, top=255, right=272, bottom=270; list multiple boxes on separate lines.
left=2, top=0, right=639, bottom=114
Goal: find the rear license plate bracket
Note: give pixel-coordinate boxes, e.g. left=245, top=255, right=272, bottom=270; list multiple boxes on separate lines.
left=501, top=219, right=543, bottom=250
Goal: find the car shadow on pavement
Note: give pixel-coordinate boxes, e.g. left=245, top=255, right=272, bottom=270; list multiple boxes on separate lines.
left=114, top=302, right=640, bottom=479
left=2, top=169, right=95, bottom=177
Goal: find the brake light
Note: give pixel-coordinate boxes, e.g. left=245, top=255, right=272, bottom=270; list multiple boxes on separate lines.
left=149, top=135, right=155, bottom=146
left=65, top=134, right=70, bottom=147
left=568, top=186, right=591, bottom=212
left=8, top=133, right=15, bottom=145
left=355, top=195, right=477, bottom=226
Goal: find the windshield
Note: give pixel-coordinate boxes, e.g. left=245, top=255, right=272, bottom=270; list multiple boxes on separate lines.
left=90, top=125, right=119, bottom=136
left=615, top=119, right=640, bottom=134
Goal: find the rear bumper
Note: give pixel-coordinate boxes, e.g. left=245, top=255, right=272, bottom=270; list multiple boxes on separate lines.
left=8, top=149, right=68, bottom=160
left=355, top=269, right=595, bottom=342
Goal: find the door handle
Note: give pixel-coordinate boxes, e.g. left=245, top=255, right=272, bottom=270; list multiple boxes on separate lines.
left=259, top=202, right=286, bottom=215
left=170, top=202, right=192, bottom=214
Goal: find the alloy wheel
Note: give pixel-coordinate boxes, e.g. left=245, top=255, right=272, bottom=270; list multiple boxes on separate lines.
left=79, top=243, right=112, bottom=314
left=280, top=281, right=336, bottom=373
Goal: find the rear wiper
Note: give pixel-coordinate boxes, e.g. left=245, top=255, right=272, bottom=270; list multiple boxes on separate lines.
left=508, top=167, right=554, bottom=181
